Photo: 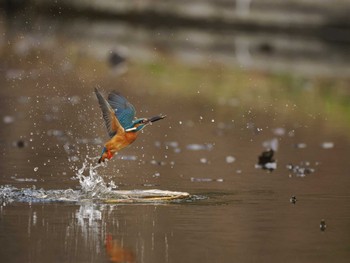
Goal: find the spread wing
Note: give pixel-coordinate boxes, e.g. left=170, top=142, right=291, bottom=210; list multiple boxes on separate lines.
left=94, top=88, right=125, bottom=138
left=107, top=91, right=136, bottom=129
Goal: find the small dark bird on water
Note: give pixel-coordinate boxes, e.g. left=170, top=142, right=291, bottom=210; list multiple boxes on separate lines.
left=257, top=149, right=276, bottom=171
left=108, top=51, right=126, bottom=68
left=94, top=88, right=166, bottom=163
left=290, top=195, right=297, bottom=204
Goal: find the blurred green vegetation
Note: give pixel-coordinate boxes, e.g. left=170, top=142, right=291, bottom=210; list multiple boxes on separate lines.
left=2, top=39, right=350, bottom=135
left=125, top=58, right=350, bottom=133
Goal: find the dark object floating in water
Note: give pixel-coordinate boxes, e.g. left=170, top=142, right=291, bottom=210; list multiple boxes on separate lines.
left=16, top=140, right=25, bottom=148
left=258, top=42, right=274, bottom=54
left=320, top=219, right=327, bottom=231
left=286, top=162, right=315, bottom=177
left=256, top=149, right=277, bottom=171
left=290, top=195, right=297, bottom=204
left=108, top=51, right=126, bottom=67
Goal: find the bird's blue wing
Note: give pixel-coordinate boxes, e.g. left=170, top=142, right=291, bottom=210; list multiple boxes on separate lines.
left=108, top=91, right=136, bottom=129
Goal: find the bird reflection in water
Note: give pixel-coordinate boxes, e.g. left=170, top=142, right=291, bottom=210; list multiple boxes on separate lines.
left=105, top=234, right=135, bottom=263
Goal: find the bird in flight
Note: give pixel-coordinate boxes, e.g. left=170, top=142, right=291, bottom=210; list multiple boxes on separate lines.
left=94, top=88, right=166, bottom=163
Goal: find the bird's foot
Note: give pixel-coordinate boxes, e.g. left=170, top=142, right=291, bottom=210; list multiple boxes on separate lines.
left=107, top=149, right=113, bottom=159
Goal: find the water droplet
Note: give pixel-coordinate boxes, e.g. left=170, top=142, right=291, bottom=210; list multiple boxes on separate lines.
left=321, top=142, right=334, bottom=149
left=3, top=116, right=14, bottom=124
left=174, top=148, right=181, bottom=153
left=200, top=158, right=208, bottom=164
left=273, top=127, right=285, bottom=136
left=226, top=156, right=236, bottom=163
left=34, top=167, right=39, bottom=172
left=119, top=155, right=137, bottom=161
left=263, top=138, right=279, bottom=151
left=187, top=143, right=213, bottom=151
left=295, top=143, right=307, bottom=149
left=165, top=141, right=178, bottom=148
left=152, top=172, right=160, bottom=177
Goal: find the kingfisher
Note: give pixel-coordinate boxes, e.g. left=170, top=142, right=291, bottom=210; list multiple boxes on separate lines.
left=94, top=88, right=166, bottom=163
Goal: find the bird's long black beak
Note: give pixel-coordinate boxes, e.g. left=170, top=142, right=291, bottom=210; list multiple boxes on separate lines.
left=147, top=115, right=166, bottom=123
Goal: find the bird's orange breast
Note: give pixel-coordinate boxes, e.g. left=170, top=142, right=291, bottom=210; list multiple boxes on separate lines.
left=125, top=132, right=138, bottom=144
left=106, top=132, right=138, bottom=152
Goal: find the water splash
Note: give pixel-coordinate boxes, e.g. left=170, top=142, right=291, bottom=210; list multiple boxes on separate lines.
left=0, top=185, right=81, bottom=204
left=75, top=158, right=117, bottom=198
left=0, top=159, right=190, bottom=204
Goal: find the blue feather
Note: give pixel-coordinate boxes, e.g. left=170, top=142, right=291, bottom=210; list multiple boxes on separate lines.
left=108, top=92, right=136, bottom=129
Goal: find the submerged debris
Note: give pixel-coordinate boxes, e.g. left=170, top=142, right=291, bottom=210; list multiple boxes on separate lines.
left=286, top=162, right=315, bottom=177
left=256, top=149, right=277, bottom=172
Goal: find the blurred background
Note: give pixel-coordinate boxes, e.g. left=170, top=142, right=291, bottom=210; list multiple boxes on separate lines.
left=3, top=0, right=350, bottom=76
left=1, top=1, right=350, bottom=263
